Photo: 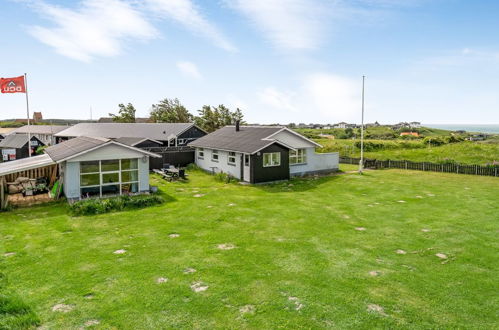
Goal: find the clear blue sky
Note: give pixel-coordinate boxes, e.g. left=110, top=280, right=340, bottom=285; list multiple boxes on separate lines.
left=1, top=0, right=498, bottom=124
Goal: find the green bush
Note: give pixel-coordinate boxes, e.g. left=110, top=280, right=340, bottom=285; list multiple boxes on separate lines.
left=214, top=172, right=238, bottom=183
left=69, top=194, right=164, bottom=216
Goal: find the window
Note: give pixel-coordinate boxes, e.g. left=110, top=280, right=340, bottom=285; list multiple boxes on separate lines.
left=244, top=154, right=250, bottom=166
left=290, top=149, right=307, bottom=165
left=212, top=150, right=219, bottom=161
left=79, top=158, right=140, bottom=198
left=263, top=152, right=281, bottom=167
left=228, top=152, right=236, bottom=165
left=198, top=148, right=204, bottom=159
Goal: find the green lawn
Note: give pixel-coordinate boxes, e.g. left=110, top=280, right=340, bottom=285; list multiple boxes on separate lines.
left=1, top=169, right=498, bottom=329
left=317, top=139, right=499, bottom=165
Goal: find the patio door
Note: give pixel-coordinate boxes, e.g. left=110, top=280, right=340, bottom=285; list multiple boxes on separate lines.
left=243, top=154, right=250, bottom=182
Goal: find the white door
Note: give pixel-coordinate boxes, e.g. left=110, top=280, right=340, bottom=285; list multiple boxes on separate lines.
left=243, top=154, right=250, bottom=182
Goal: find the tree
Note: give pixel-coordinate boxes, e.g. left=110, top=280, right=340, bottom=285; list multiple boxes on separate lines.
left=109, top=103, right=136, bottom=123
left=150, top=98, right=193, bottom=123
left=194, top=105, right=245, bottom=132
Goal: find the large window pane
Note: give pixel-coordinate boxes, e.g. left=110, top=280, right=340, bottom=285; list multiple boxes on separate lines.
left=81, top=161, right=99, bottom=173
left=81, top=186, right=100, bottom=198
left=122, top=170, right=138, bottom=182
left=101, top=159, right=120, bottom=172
left=80, top=173, right=100, bottom=187
left=121, top=158, right=138, bottom=170
left=101, top=184, right=120, bottom=196
left=121, top=182, right=139, bottom=194
left=102, top=172, right=119, bottom=184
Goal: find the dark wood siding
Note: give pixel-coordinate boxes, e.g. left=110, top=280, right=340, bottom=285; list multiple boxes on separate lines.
left=135, top=140, right=163, bottom=148
left=149, top=150, right=195, bottom=169
left=178, top=126, right=206, bottom=146
left=250, top=143, right=289, bottom=183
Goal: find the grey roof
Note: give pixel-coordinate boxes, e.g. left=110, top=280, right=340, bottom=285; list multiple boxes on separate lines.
left=0, top=134, right=32, bottom=148
left=44, top=136, right=161, bottom=162
left=11, top=125, right=68, bottom=135
left=55, top=123, right=195, bottom=140
left=189, top=126, right=286, bottom=154
left=44, top=136, right=109, bottom=162
left=114, top=137, right=162, bottom=146
left=0, top=154, right=54, bottom=177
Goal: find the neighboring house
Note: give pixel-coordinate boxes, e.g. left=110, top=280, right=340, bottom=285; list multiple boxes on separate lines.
left=0, top=134, right=4, bottom=142
left=44, top=136, right=160, bottom=200
left=10, top=125, right=67, bottom=146
left=189, top=124, right=339, bottom=183
left=333, top=122, right=357, bottom=129
left=97, top=117, right=152, bottom=123
left=410, top=121, right=421, bottom=128
left=55, top=123, right=207, bottom=168
left=0, top=134, right=44, bottom=161
left=468, top=134, right=488, bottom=141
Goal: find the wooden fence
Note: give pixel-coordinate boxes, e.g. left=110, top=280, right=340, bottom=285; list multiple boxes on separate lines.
left=340, top=157, right=499, bottom=177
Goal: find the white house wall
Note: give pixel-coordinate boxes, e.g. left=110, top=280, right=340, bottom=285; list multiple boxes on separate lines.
left=138, top=156, right=150, bottom=192
left=63, top=161, right=81, bottom=199
left=290, top=148, right=339, bottom=176
left=195, top=148, right=242, bottom=179
left=68, top=144, right=147, bottom=162
left=270, top=130, right=317, bottom=149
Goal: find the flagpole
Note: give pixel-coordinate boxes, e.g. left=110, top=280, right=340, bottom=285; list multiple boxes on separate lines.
left=359, top=75, right=365, bottom=174
left=24, top=73, right=32, bottom=157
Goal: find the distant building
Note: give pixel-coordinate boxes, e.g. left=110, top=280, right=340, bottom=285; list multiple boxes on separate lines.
left=33, top=112, right=43, bottom=122
left=468, top=134, right=488, bottom=141
left=10, top=125, right=68, bottom=146
left=409, top=121, right=421, bottom=128
left=0, top=134, right=44, bottom=161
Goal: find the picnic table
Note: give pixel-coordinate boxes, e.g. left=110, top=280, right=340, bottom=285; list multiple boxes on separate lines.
left=153, top=167, right=187, bottom=182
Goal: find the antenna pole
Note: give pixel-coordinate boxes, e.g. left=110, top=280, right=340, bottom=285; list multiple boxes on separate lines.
left=24, top=73, right=32, bottom=157
left=359, top=75, right=365, bottom=173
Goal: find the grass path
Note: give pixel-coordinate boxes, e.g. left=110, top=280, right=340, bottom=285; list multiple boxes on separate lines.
left=0, top=169, right=498, bottom=328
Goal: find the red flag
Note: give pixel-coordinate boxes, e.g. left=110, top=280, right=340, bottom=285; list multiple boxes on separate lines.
left=0, top=76, right=26, bottom=93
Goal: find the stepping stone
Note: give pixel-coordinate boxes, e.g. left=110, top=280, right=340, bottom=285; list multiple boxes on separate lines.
left=397, top=200, right=406, bottom=203
left=396, top=249, right=407, bottom=255
left=217, top=243, right=235, bottom=250
left=52, top=303, right=74, bottom=313
left=156, top=277, right=168, bottom=283
left=435, top=253, right=447, bottom=259
left=183, top=267, right=196, bottom=274
left=3, top=252, right=15, bottom=257
left=239, top=304, right=255, bottom=314
left=193, top=194, right=205, bottom=198
left=113, top=249, right=126, bottom=255
left=84, top=319, right=100, bottom=327
left=367, top=303, right=387, bottom=316
left=369, top=270, right=381, bottom=276
left=228, top=203, right=236, bottom=206
left=169, top=234, right=180, bottom=238
left=355, top=227, right=366, bottom=231
left=191, top=282, right=208, bottom=292
left=421, top=228, right=431, bottom=232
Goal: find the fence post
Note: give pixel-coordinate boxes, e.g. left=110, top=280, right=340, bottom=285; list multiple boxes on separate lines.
left=457, top=165, right=459, bottom=174
left=422, top=162, right=425, bottom=171
left=388, top=160, right=391, bottom=168
left=405, top=161, right=408, bottom=170
left=495, top=167, right=498, bottom=177
left=475, top=165, right=478, bottom=175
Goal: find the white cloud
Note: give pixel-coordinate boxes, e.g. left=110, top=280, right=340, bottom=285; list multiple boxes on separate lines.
left=28, top=0, right=157, bottom=62
left=176, top=61, right=202, bottom=79
left=259, top=73, right=361, bottom=121
left=259, top=87, right=298, bottom=112
left=145, top=0, right=236, bottom=52
left=303, top=73, right=360, bottom=120
left=226, top=0, right=330, bottom=50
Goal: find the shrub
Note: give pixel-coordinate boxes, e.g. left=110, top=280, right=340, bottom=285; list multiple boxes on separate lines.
left=69, top=194, right=164, bottom=216
left=214, top=172, right=238, bottom=183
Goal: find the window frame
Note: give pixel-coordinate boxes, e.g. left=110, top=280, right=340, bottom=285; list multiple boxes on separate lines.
left=198, top=148, right=204, bottom=159
left=263, top=152, right=281, bottom=167
left=211, top=149, right=219, bottom=162
left=289, top=148, right=307, bottom=165
left=79, top=158, right=140, bottom=198
left=228, top=152, right=236, bottom=165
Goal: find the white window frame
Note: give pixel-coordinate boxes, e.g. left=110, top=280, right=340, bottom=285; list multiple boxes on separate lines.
left=212, top=150, right=219, bottom=162
left=198, top=148, right=204, bottom=159
left=79, top=158, right=140, bottom=198
left=228, top=152, right=236, bottom=165
left=263, top=152, right=281, bottom=167
left=290, top=149, right=307, bottom=165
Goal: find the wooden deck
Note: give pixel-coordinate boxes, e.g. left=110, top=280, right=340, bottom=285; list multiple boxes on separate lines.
left=7, top=193, right=53, bottom=207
